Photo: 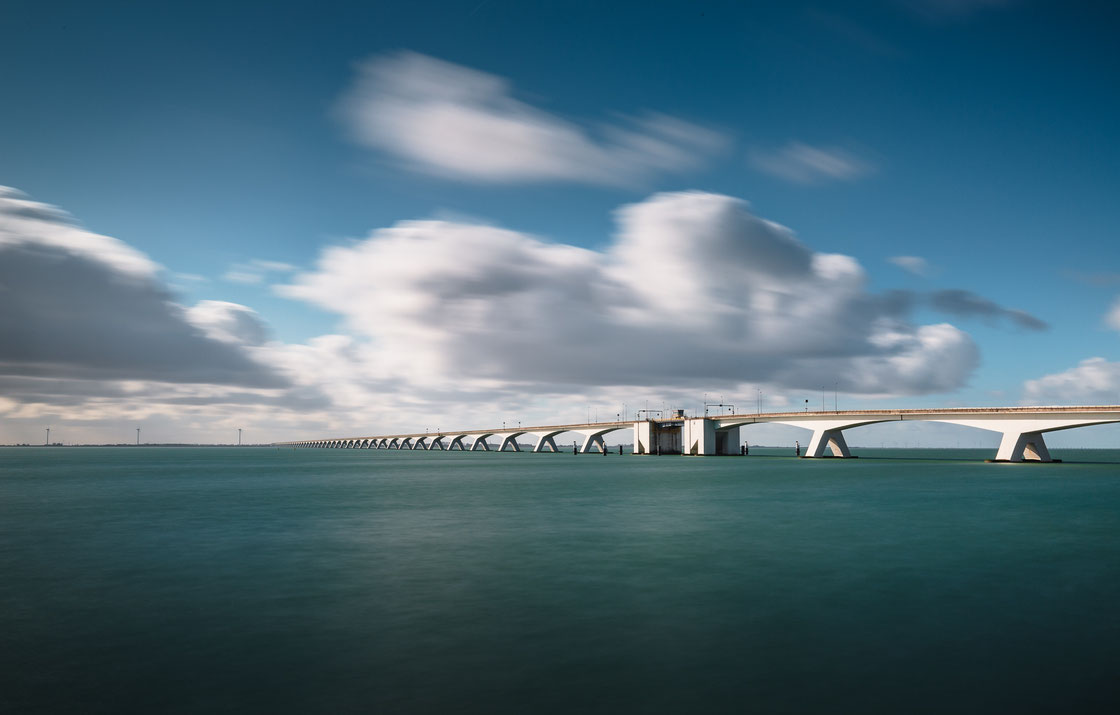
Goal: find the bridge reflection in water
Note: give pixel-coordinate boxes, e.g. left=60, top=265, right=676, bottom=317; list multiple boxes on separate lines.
left=276, top=406, right=1120, bottom=463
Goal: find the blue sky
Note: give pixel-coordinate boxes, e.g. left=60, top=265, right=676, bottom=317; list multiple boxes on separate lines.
left=2, top=0, right=1119, bottom=444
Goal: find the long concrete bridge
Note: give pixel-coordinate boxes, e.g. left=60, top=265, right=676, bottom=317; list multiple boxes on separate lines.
left=275, top=405, right=1120, bottom=463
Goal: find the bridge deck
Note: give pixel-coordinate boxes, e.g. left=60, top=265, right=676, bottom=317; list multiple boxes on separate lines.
left=275, top=406, right=1120, bottom=445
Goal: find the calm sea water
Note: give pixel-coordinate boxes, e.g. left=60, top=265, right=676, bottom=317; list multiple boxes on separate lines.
left=3, top=447, right=1120, bottom=713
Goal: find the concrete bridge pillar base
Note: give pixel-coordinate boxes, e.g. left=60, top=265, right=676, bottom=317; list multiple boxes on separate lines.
left=580, top=434, right=607, bottom=453
left=804, top=429, right=853, bottom=458
left=995, top=431, right=1053, bottom=462
left=533, top=435, right=560, bottom=453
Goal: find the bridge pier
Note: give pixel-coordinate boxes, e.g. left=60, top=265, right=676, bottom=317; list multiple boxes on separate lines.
left=533, top=433, right=561, bottom=452
left=682, top=419, right=740, bottom=455
left=805, top=428, right=852, bottom=458
left=995, top=431, right=1052, bottom=462
left=580, top=433, right=607, bottom=453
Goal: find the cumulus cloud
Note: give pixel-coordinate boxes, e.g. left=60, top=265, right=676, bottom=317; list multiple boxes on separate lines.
left=929, top=289, right=1048, bottom=331
left=1023, top=358, right=1120, bottom=405
left=749, top=141, right=874, bottom=184
left=337, top=52, right=728, bottom=186
left=0, top=187, right=286, bottom=388
left=888, top=255, right=930, bottom=276
left=280, top=191, right=978, bottom=396
left=0, top=186, right=993, bottom=444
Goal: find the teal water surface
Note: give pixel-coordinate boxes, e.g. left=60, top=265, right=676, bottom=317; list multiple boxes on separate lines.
left=3, top=447, right=1120, bottom=713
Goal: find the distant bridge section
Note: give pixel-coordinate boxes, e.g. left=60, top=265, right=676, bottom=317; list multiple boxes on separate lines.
left=275, top=406, right=1120, bottom=463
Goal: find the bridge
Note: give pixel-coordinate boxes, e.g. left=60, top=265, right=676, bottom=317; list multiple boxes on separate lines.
left=275, top=406, right=1120, bottom=463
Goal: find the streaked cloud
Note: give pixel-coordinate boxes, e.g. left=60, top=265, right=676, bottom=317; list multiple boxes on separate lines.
left=1106, top=297, right=1120, bottom=331
left=0, top=187, right=287, bottom=391
left=172, top=272, right=210, bottom=283
left=337, top=52, right=728, bottom=186
left=929, top=289, right=1048, bottom=331
left=749, top=141, right=875, bottom=184
left=222, top=258, right=297, bottom=285
left=1024, top=357, right=1120, bottom=405
left=888, top=255, right=930, bottom=276
left=0, top=186, right=158, bottom=278
left=186, top=300, right=271, bottom=346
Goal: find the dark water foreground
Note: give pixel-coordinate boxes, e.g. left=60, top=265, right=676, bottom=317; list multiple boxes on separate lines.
left=3, top=447, right=1120, bottom=713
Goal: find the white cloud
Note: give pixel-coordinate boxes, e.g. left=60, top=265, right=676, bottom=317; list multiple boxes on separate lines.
left=0, top=186, right=990, bottom=445
left=1023, top=358, right=1120, bottom=405
left=0, top=188, right=288, bottom=392
left=280, top=191, right=978, bottom=397
left=888, top=255, right=929, bottom=276
left=0, top=186, right=158, bottom=277
left=186, top=301, right=270, bottom=345
left=749, top=141, right=875, bottom=184
left=337, top=52, right=728, bottom=186
left=1105, top=297, right=1120, bottom=331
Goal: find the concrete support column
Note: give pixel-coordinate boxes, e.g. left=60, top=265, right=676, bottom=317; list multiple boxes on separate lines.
left=801, top=430, right=851, bottom=459
left=580, top=434, right=607, bottom=453
left=633, top=421, right=652, bottom=455
left=995, top=431, right=1052, bottom=462
left=470, top=435, right=491, bottom=451
left=683, top=418, right=715, bottom=455
left=448, top=436, right=465, bottom=451
left=533, top=434, right=560, bottom=453
left=499, top=434, right=522, bottom=452
left=715, top=426, right=741, bottom=455
left=805, top=428, right=852, bottom=458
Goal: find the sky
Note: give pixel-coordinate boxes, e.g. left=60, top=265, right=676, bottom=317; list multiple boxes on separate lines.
left=2, top=0, right=1119, bottom=446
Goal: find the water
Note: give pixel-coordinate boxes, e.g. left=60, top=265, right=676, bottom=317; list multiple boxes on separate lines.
left=3, top=447, right=1120, bottom=713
